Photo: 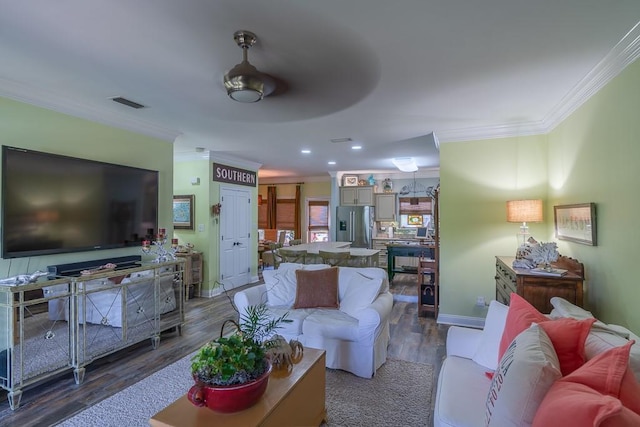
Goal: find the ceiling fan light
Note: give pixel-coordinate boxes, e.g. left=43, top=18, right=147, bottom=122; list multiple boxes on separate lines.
left=223, top=30, right=275, bottom=103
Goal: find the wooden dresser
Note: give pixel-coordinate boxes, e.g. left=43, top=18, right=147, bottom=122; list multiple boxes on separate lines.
left=495, top=256, right=584, bottom=314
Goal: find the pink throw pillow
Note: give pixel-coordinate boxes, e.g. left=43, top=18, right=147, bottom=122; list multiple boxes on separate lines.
left=498, top=293, right=547, bottom=360
left=533, top=341, right=640, bottom=427
left=538, top=317, right=597, bottom=376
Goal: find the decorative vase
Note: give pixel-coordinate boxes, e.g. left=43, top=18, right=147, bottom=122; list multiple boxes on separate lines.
left=187, top=363, right=272, bottom=413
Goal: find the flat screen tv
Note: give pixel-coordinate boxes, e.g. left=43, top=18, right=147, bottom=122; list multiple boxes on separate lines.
left=2, top=146, right=159, bottom=258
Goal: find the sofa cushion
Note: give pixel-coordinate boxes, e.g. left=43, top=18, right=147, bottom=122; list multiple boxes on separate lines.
left=302, top=309, right=362, bottom=342
left=538, top=317, right=597, bottom=376
left=498, top=293, right=547, bottom=361
left=533, top=341, right=640, bottom=427
left=586, top=331, right=640, bottom=383
left=339, top=272, right=384, bottom=318
left=435, top=356, right=492, bottom=427
left=293, top=267, right=339, bottom=309
left=266, top=305, right=314, bottom=337
left=485, top=324, right=562, bottom=427
left=472, top=300, right=509, bottom=370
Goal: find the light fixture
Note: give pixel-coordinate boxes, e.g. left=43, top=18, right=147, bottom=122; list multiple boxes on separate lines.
left=301, top=149, right=311, bottom=154
left=506, top=199, right=543, bottom=246
left=351, top=145, right=362, bottom=150
left=328, top=161, right=336, bottom=165
left=392, top=157, right=418, bottom=172
left=224, top=30, right=275, bottom=103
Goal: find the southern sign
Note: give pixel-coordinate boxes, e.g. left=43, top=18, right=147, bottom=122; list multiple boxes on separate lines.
left=213, top=163, right=257, bottom=187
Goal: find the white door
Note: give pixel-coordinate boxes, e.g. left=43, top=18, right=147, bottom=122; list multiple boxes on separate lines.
left=220, top=187, right=251, bottom=289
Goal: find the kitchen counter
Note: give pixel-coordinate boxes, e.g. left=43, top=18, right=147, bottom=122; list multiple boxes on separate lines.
left=386, top=243, right=435, bottom=280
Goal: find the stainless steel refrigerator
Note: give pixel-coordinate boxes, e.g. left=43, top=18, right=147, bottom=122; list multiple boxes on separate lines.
left=336, top=206, right=375, bottom=248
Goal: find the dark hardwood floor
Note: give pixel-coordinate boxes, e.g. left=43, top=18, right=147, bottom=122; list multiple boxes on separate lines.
left=0, top=273, right=447, bottom=427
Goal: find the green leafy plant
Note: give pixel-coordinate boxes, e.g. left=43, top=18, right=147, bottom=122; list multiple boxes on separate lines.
left=190, top=304, right=291, bottom=386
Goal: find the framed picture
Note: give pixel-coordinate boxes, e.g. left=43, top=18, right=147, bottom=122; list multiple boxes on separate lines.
left=173, top=195, right=195, bottom=230
left=408, top=215, right=423, bottom=225
left=554, top=203, right=597, bottom=246
left=343, top=175, right=359, bottom=187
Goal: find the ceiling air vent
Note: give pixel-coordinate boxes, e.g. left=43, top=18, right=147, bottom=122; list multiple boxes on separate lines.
left=111, top=97, right=146, bottom=109
left=330, top=137, right=352, bottom=143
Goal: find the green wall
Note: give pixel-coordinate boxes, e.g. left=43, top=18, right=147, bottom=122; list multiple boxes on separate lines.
left=439, top=135, right=549, bottom=320
left=0, top=96, right=174, bottom=275
left=440, top=58, right=640, bottom=333
left=547, top=57, right=640, bottom=332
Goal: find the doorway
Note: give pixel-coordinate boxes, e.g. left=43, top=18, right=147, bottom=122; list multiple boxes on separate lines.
left=219, top=186, right=251, bottom=290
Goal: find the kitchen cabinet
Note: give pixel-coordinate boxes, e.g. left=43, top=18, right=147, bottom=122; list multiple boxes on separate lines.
left=375, top=193, right=397, bottom=221
left=340, top=186, right=374, bottom=206
left=495, top=256, right=584, bottom=314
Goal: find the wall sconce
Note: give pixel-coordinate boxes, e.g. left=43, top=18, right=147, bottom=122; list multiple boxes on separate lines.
left=211, top=203, right=222, bottom=216
left=506, top=199, right=543, bottom=246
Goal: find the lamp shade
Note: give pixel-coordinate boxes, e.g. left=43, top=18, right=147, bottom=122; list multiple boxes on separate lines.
left=506, top=199, right=543, bottom=223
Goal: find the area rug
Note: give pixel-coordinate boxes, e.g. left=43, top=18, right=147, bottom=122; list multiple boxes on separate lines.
left=56, top=354, right=434, bottom=427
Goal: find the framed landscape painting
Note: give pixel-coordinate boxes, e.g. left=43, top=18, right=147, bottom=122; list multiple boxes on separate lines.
left=554, top=203, right=596, bottom=246
left=173, top=195, right=195, bottom=230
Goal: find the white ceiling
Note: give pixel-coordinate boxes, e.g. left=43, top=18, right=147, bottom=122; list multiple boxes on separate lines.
left=1, top=1, right=639, bottom=178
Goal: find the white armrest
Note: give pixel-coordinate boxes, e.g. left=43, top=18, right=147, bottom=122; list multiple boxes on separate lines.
left=233, top=284, right=268, bottom=317
left=446, top=326, right=483, bottom=359
left=356, top=292, right=393, bottom=344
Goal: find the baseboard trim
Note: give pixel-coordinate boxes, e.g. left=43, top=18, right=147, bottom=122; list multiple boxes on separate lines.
left=437, top=313, right=485, bottom=329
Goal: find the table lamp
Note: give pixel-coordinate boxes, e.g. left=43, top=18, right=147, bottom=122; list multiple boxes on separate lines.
left=506, top=199, right=543, bottom=246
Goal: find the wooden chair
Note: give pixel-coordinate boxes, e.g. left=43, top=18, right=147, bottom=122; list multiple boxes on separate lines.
left=318, top=250, right=352, bottom=267
left=262, top=242, right=283, bottom=268
left=277, top=248, right=306, bottom=264
left=418, top=252, right=438, bottom=317
left=278, top=231, right=287, bottom=245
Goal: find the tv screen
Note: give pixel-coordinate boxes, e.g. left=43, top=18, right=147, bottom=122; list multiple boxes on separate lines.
left=2, top=146, right=159, bottom=258
left=416, top=227, right=428, bottom=238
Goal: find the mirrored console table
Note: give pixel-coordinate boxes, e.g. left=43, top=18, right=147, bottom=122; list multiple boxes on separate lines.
left=0, top=258, right=184, bottom=410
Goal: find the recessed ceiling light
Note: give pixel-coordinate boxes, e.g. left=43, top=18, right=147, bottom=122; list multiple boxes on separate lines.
left=301, top=149, right=311, bottom=154
left=351, top=145, right=362, bottom=150
left=328, top=161, right=336, bottom=165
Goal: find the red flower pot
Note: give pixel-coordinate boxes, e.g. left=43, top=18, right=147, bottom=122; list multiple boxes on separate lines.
left=187, top=363, right=272, bottom=413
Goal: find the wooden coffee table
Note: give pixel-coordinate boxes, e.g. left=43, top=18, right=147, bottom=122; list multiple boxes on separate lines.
left=149, top=348, right=327, bottom=427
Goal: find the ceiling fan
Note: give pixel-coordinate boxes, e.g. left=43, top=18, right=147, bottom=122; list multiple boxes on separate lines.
left=223, top=30, right=282, bottom=103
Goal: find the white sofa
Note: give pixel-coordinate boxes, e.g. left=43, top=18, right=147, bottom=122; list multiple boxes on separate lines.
left=234, top=263, right=393, bottom=378
left=434, top=297, right=640, bottom=427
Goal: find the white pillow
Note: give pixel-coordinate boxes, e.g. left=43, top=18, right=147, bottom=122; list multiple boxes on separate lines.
left=586, top=330, right=640, bottom=383
left=265, top=269, right=298, bottom=307
left=485, top=324, right=562, bottom=427
left=550, top=297, right=595, bottom=319
left=339, top=273, right=383, bottom=318
left=472, top=300, right=509, bottom=370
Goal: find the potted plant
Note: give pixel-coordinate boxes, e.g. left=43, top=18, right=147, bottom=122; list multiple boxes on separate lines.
left=187, top=304, right=291, bottom=413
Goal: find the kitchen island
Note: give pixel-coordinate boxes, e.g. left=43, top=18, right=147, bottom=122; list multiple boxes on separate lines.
left=284, top=242, right=380, bottom=267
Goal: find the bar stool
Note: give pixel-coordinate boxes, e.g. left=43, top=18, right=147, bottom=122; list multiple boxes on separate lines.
left=318, top=250, right=351, bottom=267
left=277, top=248, right=307, bottom=264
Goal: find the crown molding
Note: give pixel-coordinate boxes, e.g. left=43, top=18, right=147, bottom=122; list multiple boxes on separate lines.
left=541, top=21, right=640, bottom=133
left=438, top=21, right=640, bottom=144
left=0, top=78, right=181, bottom=142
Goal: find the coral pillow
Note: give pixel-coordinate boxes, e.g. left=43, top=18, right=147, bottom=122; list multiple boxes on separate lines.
left=485, top=324, right=562, bottom=426
left=538, top=317, right=597, bottom=376
left=498, top=293, right=547, bottom=360
left=533, top=341, right=640, bottom=427
left=293, top=267, right=339, bottom=309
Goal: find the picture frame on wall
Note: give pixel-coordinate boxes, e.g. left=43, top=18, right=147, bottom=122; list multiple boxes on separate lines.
left=173, top=195, right=195, bottom=230
left=343, top=175, right=359, bottom=187
left=554, top=203, right=597, bottom=246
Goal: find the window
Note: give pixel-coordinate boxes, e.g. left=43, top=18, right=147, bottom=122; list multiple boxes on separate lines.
left=258, top=203, right=268, bottom=229
left=308, top=200, right=329, bottom=242
left=276, top=199, right=296, bottom=230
